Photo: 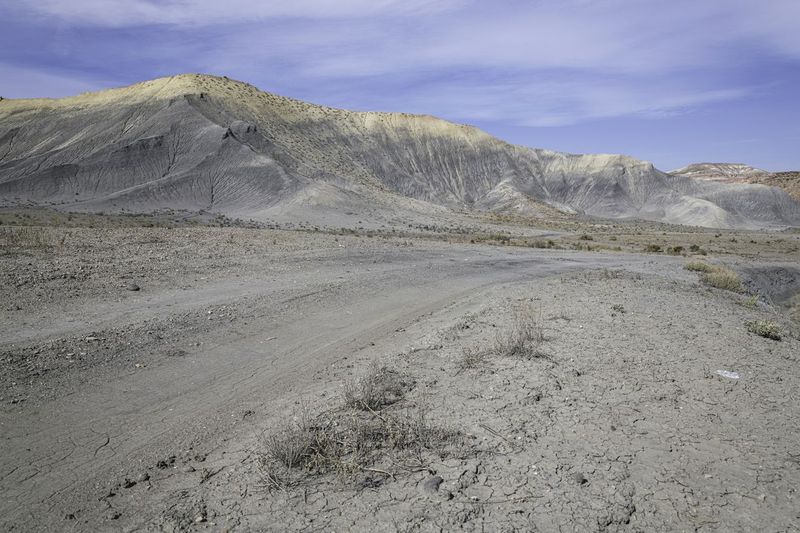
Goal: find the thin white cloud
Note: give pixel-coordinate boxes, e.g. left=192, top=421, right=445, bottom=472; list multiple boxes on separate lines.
left=10, top=0, right=459, bottom=26
left=4, top=0, right=798, bottom=128
left=329, top=78, right=752, bottom=127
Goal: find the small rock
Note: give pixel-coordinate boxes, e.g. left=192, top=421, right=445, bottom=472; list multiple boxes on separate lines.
left=194, top=514, right=206, bottom=523
left=137, top=472, right=150, bottom=483
left=107, top=511, right=121, bottom=520
left=125, top=283, right=140, bottom=292
left=573, top=472, right=588, bottom=485
left=122, top=478, right=136, bottom=489
left=422, top=475, right=444, bottom=493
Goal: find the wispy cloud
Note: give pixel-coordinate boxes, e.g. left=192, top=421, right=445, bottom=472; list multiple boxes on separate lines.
left=8, top=0, right=459, bottom=26
left=2, top=0, right=799, bottom=136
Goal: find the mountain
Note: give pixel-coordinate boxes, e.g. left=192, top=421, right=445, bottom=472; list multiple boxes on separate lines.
left=1, top=74, right=798, bottom=229
left=671, top=163, right=800, bottom=202
left=669, top=163, right=770, bottom=181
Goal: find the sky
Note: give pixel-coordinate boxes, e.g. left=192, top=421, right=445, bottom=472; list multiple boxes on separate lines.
left=1, top=0, right=799, bottom=171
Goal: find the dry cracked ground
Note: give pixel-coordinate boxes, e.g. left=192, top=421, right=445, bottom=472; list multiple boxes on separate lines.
left=1, top=216, right=799, bottom=531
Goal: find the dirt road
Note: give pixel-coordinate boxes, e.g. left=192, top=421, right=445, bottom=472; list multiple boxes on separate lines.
left=1, top=236, right=666, bottom=530
left=3, top=228, right=798, bottom=531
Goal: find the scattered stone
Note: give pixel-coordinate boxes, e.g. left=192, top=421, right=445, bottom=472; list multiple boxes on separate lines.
left=422, top=475, right=444, bottom=493
left=137, top=472, right=150, bottom=483
left=573, top=472, right=588, bottom=485
left=122, top=478, right=136, bottom=489
left=125, top=283, right=140, bottom=291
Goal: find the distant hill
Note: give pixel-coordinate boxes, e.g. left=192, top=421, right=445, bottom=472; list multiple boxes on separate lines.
left=1, top=74, right=798, bottom=229
left=671, top=163, right=800, bottom=202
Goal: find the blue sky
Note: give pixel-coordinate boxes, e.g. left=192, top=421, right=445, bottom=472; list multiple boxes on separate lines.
left=1, top=0, right=799, bottom=171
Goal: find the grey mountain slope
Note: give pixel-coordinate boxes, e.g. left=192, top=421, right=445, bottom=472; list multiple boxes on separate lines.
left=670, top=162, right=770, bottom=181
left=1, top=74, right=798, bottom=229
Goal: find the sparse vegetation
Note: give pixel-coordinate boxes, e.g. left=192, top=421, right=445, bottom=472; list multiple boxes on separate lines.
left=644, top=244, right=662, bottom=253
left=611, top=303, right=626, bottom=314
left=742, top=295, right=759, bottom=308
left=685, top=261, right=714, bottom=273
left=667, top=245, right=684, bottom=255
left=700, top=266, right=743, bottom=292
left=459, top=347, right=488, bottom=369
left=260, top=403, right=461, bottom=490
left=343, top=364, right=412, bottom=411
left=745, top=320, right=782, bottom=340
left=493, top=303, right=547, bottom=358
left=0, top=226, right=64, bottom=249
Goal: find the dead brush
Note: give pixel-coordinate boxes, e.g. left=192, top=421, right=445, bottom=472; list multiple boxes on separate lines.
left=343, top=363, right=412, bottom=411
left=745, top=320, right=782, bottom=341
left=0, top=226, right=56, bottom=248
left=459, top=347, right=488, bottom=370
left=685, top=261, right=714, bottom=273
left=493, top=303, right=547, bottom=358
left=700, top=266, right=743, bottom=292
left=259, top=405, right=462, bottom=491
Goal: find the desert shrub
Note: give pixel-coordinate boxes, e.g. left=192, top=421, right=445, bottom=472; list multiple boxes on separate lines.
left=610, top=303, right=626, bottom=314
left=667, top=246, right=684, bottom=255
left=685, top=261, right=714, bottom=273
left=459, top=347, right=488, bottom=369
left=0, top=227, right=54, bottom=248
left=343, top=364, right=412, bottom=411
left=579, top=234, right=593, bottom=241
left=528, top=239, right=555, bottom=249
left=742, top=295, right=759, bottom=308
left=700, top=266, right=743, bottom=292
left=644, top=244, right=662, bottom=253
left=493, top=304, right=546, bottom=358
left=260, top=406, right=461, bottom=490
left=263, top=409, right=319, bottom=469
left=745, top=320, right=781, bottom=340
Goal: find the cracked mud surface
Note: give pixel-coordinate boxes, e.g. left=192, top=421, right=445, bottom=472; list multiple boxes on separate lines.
left=1, top=226, right=799, bottom=531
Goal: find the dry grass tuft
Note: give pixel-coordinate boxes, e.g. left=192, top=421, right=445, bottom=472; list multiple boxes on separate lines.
left=741, top=295, right=759, bottom=308
left=685, top=261, right=714, bottom=273
left=0, top=226, right=67, bottom=250
left=343, top=364, right=413, bottom=411
left=700, top=266, right=743, bottom=292
left=493, top=303, right=547, bottom=359
left=260, top=405, right=461, bottom=491
left=459, top=347, right=489, bottom=370
left=745, top=320, right=782, bottom=341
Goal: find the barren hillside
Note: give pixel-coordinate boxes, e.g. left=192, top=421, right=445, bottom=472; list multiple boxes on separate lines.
left=1, top=74, right=798, bottom=229
left=671, top=163, right=800, bottom=202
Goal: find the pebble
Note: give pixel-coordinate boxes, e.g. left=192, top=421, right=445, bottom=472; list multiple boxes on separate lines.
left=573, top=472, right=588, bottom=485
left=422, top=475, right=444, bottom=493
left=125, top=283, right=140, bottom=291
